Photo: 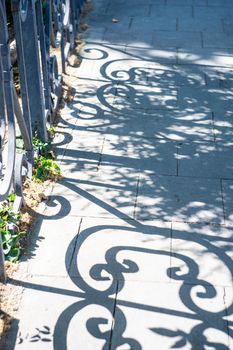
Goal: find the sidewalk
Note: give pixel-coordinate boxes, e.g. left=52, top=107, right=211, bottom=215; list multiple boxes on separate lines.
left=3, top=0, right=233, bottom=349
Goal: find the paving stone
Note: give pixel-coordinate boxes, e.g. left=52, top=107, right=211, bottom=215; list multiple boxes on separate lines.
left=69, top=218, right=172, bottom=282
left=194, top=5, right=233, bottom=19
left=223, top=19, right=233, bottom=35
left=150, top=5, right=193, bottom=17
left=112, top=280, right=230, bottom=350
left=56, top=130, right=104, bottom=173
left=131, top=17, right=177, bottom=32
left=207, top=0, right=233, bottom=6
left=177, top=142, right=233, bottom=179
left=76, top=108, right=214, bottom=142
left=75, top=45, right=129, bottom=81
left=125, top=47, right=177, bottom=64
left=106, top=3, right=150, bottom=17
left=135, top=174, right=224, bottom=224
left=178, top=87, right=211, bottom=113
left=100, top=135, right=177, bottom=175
left=203, top=32, right=233, bottom=49
left=102, top=29, right=153, bottom=48
left=167, top=0, right=207, bottom=4
left=221, top=179, right=233, bottom=226
left=177, top=48, right=233, bottom=67
left=114, top=83, right=178, bottom=110
left=48, top=167, right=138, bottom=219
left=179, top=86, right=233, bottom=114
left=171, top=222, right=233, bottom=287
left=178, top=17, right=223, bottom=32
left=72, top=80, right=117, bottom=113
left=146, top=64, right=206, bottom=87
left=24, top=216, right=82, bottom=277
left=152, top=31, right=202, bottom=49
left=213, top=111, right=233, bottom=142
left=206, top=88, right=233, bottom=113
left=6, top=276, right=116, bottom=350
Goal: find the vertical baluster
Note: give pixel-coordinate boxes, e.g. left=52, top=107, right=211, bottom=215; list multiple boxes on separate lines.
left=35, top=0, right=51, bottom=116
left=11, top=0, right=48, bottom=141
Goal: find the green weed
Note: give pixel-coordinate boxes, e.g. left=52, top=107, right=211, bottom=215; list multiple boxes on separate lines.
left=32, top=137, right=61, bottom=182
left=0, top=195, right=25, bottom=262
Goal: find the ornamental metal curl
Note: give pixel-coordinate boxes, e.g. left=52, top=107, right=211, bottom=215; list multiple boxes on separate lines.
left=0, top=0, right=85, bottom=281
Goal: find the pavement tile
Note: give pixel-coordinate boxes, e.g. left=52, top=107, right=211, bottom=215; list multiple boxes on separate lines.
left=177, top=142, right=233, bottom=179
left=150, top=5, right=193, bottom=17
left=48, top=167, right=138, bottom=219
left=167, top=0, right=207, bottom=4
left=69, top=218, right=172, bottom=282
left=76, top=108, right=214, bottom=142
left=112, top=280, right=229, bottom=350
left=213, top=111, right=233, bottom=142
left=194, top=5, right=233, bottom=19
left=105, top=4, right=150, bottom=17
left=178, top=17, right=223, bottom=32
left=135, top=174, right=224, bottom=224
left=222, top=179, right=233, bottom=226
left=131, top=17, right=177, bottom=32
left=6, top=276, right=116, bottom=350
left=178, top=85, right=233, bottom=114
left=72, top=80, right=117, bottom=113
left=114, top=83, right=178, bottom=111
left=171, top=222, right=233, bottom=287
left=177, top=48, right=233, bottom=67
left=203, top=32, right=233, bottom=49
left=23, top=216, right=82, bottom=277
left=102, top=29, right=153, bottom=48
left=100, top=135, right=178, bottom=175
left=146, top=64, right=206, bottom=87
left=152, top=31, right=202, bottom=49
left=124, top=46, right=177, bottom=63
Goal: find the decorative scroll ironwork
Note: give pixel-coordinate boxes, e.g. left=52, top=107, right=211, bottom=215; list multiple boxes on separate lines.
left=0, top=0, right=85, bottom=281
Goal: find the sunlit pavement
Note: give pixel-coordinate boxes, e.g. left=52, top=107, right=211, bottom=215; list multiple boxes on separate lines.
left=5, top=0, right=233, bottom=349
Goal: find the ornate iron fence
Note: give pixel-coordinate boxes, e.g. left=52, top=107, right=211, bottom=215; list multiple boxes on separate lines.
left=0, top=0, right=85, bottom=281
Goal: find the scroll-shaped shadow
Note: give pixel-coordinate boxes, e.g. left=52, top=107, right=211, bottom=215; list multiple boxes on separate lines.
left=51, top=218, right=233, bottom=349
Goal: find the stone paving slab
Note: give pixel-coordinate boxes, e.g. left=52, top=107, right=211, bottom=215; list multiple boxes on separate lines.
left=69, top=218, right=172, bottom=282
left=177, top=17, right=223, bottom=32
left=203, top=32, right=233, bottom=49
left=177, top=142, right=233, bottom=179
left=171, top=222, right=233, bottom=286
left=112, top=280, right=230, bottom=350
left=150, top=5, right=193, bottom=17
left=114, top=84, right=178, bottom=111
left=23, top=216, right=82, bottom=277
left=5, top=276, right=117, bottom=350
left=75, top=109, right=215, bottom=142
left=177, top=48, right=233, bottom=67
left=49, top=168, right=138, bottom=219
left=100, top=136, right=178, bottom=175
left=125, top=46, right=177, bottom=63
left=221, top=179, right=233, bottom=226
left=152, top=31, right=202, bottom=49
left=135, top=174, right=224, bottom=224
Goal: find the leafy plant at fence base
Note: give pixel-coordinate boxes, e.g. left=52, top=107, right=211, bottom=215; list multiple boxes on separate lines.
left=0, top=195, right=25, bottom=262
left=33, top=156, right=61, bottom=182
left=32, top=137, right=61, bottom=182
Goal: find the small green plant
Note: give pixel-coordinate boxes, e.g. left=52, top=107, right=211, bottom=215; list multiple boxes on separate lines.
left=49, top=126, right=56, bottom=137
left=32, top=137, right=51, bottom=155
left=0, top=195, right=25, bottom=262
left=32, top=137, right=61, bottom=182
left=33, top=156, right=61, bottom=182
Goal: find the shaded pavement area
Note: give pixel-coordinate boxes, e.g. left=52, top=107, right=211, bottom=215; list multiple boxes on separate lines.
left=3, top=0, right=233, bottom=349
